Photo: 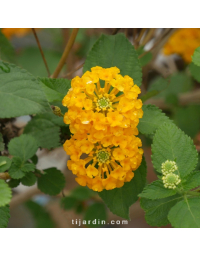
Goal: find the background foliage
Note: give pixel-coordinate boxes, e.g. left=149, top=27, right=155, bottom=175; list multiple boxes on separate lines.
left=0, top=28, right=200, bottom=228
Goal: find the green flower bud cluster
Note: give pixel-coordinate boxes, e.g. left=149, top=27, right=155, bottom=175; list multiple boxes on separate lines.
left=161, top=160, right=181, bottom=190
left=161, top=160, right=178, bottom=175
left=162, top=173, right=181, bottom=189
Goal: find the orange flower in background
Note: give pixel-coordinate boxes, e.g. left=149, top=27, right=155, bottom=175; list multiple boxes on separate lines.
left=1, top=28, right=40, bottom=38
left=163, top=28, right=200, bottom=63
left=62, top=66, right=144, bottom=191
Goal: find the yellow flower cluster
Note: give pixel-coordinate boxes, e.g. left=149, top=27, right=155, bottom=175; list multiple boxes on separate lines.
left=62, top=66, right=143, bottom=191
left=163, top=28, right=200, bottom=63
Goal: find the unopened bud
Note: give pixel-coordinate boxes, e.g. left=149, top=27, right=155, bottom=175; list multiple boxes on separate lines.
left=51, top=106, right=63, bottom=117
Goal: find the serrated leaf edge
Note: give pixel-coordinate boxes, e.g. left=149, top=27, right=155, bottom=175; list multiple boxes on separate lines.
left=151, top=122, right=198, bottom=177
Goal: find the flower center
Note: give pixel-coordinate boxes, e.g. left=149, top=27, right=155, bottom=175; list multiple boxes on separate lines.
left=165, top=173, right=178, bottom=184
left=97, top=97, right=111, bottom=109
left=96, top=149, right=110, bottom=163
left=162, top=173, right=181, bottom=189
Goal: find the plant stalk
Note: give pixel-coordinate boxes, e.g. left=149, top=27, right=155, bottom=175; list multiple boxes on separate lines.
left=51, top=28, right=79, bottom=78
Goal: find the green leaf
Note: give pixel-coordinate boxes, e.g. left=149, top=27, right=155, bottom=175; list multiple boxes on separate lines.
left=8, top=134, right=38, bottom=161
left=99, top=157, right=147, bottom=219
left=140, top=194, right=182, bottom=227
left=0, top=133, right=4, bottom=151
left=137, top=46, right=152, bottom=67
left=24, top=114, right=61, bottom=149
left=9, top=157, right=24, bottom=179
left=40, top=112, right=65, bottom=127
left=0, top=30, right=15, bottom=63
left=84, top=202, right=107, bottom=228
left=75, top=29, right=99, bottom=58
left=60, top=196, right=79, bottom=210
left=139, top=180, right=177, bottom=199
left=168, top=197, right=200, bottom=228
left=40, top=78, right=71, bottom=103
left=7, top=179, right=20, bottom=188
left=152, top=123, right=198, bottom=178
left=148, top=72, right=193, bottom=99
left=182, top=171, right=200, bottom=190
left=173, top=105, right=200, bottom=139
left=21, top=172, right=37, bottom=186
left=75, top=203, right=84, bottom=214
left=21, top=163, right=35, bottom=173
left=25, top=200, right=55, bottom=228
left=9, top=157, right=35, bottom=179
left=71, top=186, right=93, bottom=201
left=192, top=46, right=200, bottom=67
left=0, top=206, right=10, bottom=228
left=17, top=47, right=62, bottom=77
left=140, top=52, right=152, bottom=67
left=140, top=90, right=159, bottom=102
left=48, top=114, right=65, bottom=127
left=189, top=62, right=200, bottom=82
left=148, top=77, right=169, bottom=97
left=165, top=93, right=179, bottom=106
left=0, top=180, right=12, bottom=207
left=195, top=154, right=200, bottom=171
left=138, top=105, right=172, bottom=136
left=83, top=33, right=142, bottom=86
left=0, top=156, right=12, bottom=173
left=0, top=61, right=51, bottom=118
left=37, top=168, right=65, bottom=195
left=30, top=155, right=38, bottom=165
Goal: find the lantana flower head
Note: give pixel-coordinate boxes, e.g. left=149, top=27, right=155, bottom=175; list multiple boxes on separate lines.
left=163, top=28, right=200, bottom=63
left=62, top=66, right=143, bottom=135
left=63, top=131, right=143, bottom=192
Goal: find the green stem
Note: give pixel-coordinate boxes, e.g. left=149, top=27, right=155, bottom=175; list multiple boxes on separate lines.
left=32, top=28, right=51, bottom=77
left=186, top=191, right=200, bottom=197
